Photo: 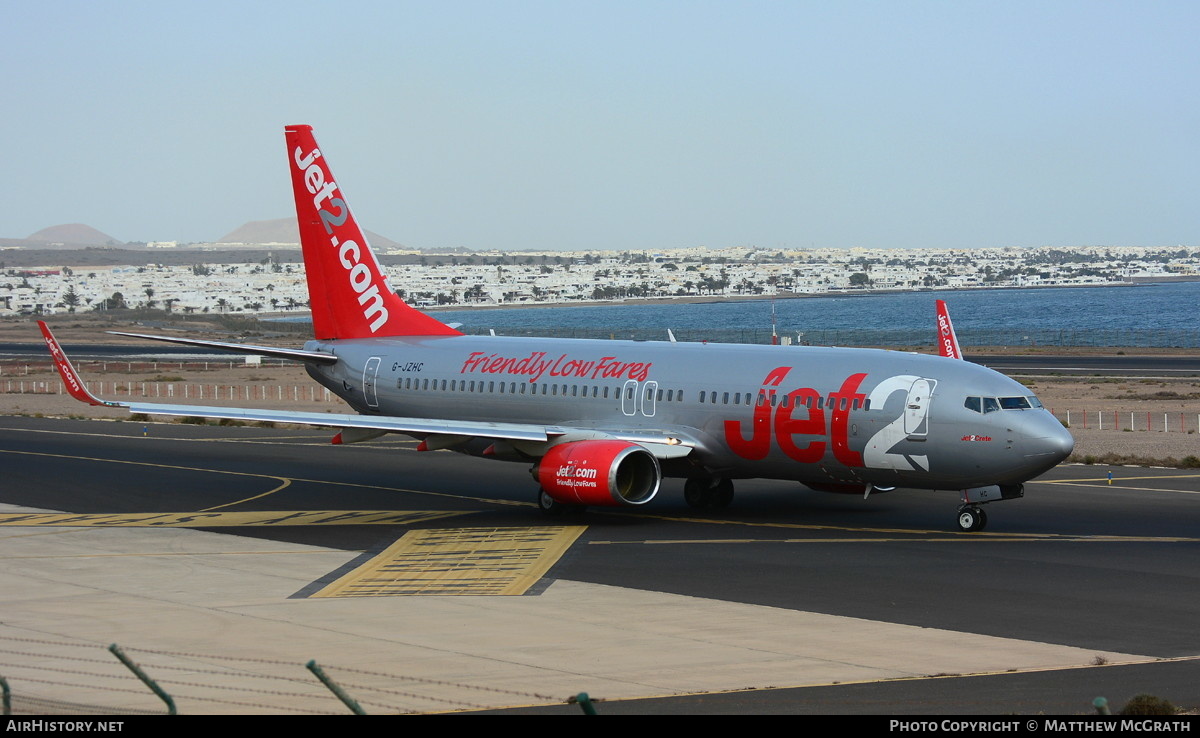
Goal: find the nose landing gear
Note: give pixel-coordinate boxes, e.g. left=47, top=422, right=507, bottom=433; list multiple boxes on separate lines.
left=956, top=483, right=1021, bottom=532
left=956, top=505, right=988, bottom=532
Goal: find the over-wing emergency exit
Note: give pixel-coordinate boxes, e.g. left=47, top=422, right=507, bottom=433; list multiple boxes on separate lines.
left=40, top=125, right=1074, bottom=531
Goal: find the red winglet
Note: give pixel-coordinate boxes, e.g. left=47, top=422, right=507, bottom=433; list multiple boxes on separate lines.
left=284, top=124, right=461, bottom=340
left=38, top=321, right=116, bottom=406
left=935, top=299, right=963, bottom=360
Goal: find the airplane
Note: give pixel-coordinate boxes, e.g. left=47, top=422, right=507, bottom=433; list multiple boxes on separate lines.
left=39, top=124, right=1075, bottom=532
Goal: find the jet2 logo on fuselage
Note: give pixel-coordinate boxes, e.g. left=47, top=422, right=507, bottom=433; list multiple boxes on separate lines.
left=723, top=367, right=867, bottom=466
left=723, top=367, right=939, bottom=472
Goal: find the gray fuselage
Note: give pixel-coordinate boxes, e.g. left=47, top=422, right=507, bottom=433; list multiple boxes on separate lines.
left=301, top=334, right=1074, bottom=493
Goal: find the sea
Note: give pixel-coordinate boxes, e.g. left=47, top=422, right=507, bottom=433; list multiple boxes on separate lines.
left=424, top=282, right=1200, bottom=348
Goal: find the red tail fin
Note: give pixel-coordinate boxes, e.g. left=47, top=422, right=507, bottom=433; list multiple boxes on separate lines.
left=284, top=125, right=460, bottom=340
left=935, top=299, right=963, bottom=359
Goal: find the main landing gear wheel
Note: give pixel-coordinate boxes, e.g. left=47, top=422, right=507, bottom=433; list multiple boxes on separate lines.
left=537, top=488, right=584, bottom=517
left=956, top=506, right=988, bottom=532
left=684, top=478, right=734, bottom=509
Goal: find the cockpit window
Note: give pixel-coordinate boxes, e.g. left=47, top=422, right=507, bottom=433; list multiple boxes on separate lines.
left=999, top=396, right=1031, bottom=410
left=965, top=395, right=1045, bottom=413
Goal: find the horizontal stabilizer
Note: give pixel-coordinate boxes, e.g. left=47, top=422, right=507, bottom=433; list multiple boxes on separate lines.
left=106, top=331, right=338, bottom=365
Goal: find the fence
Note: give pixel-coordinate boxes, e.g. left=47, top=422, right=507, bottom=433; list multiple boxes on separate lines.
left=1050, top=409, right=1200, bottom=433
left=0, top=635, right=575, bottom=714
left=0, top=359, right=289, bottom=376
left=3, top=379, right=334, bottom=404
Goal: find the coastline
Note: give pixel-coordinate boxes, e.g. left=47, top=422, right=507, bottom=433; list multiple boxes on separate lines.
left=421, top=278, right=1177, bottom=314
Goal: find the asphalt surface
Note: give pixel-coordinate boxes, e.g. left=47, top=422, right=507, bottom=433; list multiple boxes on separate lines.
left=1, top=415, right=1197, bottom=715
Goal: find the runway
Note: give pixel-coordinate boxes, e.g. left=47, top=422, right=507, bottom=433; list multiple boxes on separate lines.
left=1, top=416, right=1197, bottom=714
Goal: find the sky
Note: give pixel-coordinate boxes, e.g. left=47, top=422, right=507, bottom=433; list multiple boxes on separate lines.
left=2, top=1, right=1197, bottom=251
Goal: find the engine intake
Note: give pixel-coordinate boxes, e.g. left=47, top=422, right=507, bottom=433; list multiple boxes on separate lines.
left=534, top=440, right=661, bottom=507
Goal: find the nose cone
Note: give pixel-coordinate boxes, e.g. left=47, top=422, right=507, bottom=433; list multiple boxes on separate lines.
left=1022, top=414, right=1075, bottom=469
left=1046, top=422, right=1076, bottom=460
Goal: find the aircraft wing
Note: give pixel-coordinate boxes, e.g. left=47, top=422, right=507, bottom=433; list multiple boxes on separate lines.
left=120, top=400, right=554, bottom=442
left=40, top=322, right=695, bottom=458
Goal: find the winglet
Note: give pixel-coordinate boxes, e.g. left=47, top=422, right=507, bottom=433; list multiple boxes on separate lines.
left=38, top=321, right=123, bottom=407
left=935, top=299, right=963, bottom=360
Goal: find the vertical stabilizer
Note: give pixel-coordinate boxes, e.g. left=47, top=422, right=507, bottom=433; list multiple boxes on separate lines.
left=284, top=125, right=461, bottom=340
left=935, top=299, right=963, bottom=359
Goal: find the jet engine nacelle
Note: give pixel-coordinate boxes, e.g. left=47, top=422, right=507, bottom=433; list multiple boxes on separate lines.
left=534, top=440, right=661, bottom=507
